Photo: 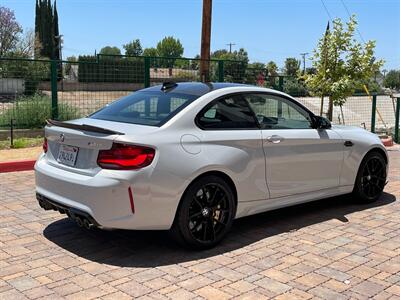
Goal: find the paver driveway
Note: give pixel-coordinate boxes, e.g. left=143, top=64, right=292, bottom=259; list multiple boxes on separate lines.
left=0, top=150, right=399, bottom=300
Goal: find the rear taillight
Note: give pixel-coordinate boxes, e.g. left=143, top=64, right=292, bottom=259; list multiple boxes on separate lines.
left=97, top=143, right=155, bottom=170
left=43, top=138, right=48, bottom=153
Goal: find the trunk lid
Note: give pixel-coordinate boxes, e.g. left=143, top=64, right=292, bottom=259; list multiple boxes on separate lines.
left=44, top=118, right=158, bottom=175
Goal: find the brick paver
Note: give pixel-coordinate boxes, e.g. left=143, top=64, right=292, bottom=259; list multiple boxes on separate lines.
left=0, top=150, right=399, bottom=299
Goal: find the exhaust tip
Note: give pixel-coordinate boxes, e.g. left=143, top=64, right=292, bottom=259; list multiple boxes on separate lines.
left=75, top=217, right=83, bottom=227
left=83, top=218, right=93, bottom=230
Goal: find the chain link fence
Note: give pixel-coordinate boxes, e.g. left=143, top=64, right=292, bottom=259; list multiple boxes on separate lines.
left=0, top=55, right=399, bottom=142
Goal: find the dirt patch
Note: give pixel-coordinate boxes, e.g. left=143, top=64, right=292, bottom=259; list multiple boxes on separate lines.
left=0, top=147, right=42, bottom=162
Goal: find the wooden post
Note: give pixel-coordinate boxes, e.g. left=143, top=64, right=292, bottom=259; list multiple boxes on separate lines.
left=320, top=96, right=324, bottom=116
left=395, top=97, right=400, bottom=143
left=200, top=0, right=212, bottom=82
left=327, top=97, right=333, bottom=121
left=371, top=95, right=377, bottom=133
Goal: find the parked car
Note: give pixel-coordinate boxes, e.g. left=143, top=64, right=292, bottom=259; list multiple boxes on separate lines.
left=35, top=82, right=388, bottom=249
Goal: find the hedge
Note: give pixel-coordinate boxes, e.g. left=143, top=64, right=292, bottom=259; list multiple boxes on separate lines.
left=78, top=55, right=145, bottom=83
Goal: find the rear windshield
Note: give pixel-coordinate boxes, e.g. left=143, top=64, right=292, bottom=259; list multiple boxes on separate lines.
left=90, top=91, right=199, bottom=126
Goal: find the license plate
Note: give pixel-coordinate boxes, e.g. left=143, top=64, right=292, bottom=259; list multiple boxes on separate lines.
left=57, top=145, right=79, bottom=167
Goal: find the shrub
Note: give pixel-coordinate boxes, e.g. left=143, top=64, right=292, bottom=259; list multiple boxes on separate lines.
left=354, top=80, right=383, bottom=94
left=172, top=70, right=199, bottom=81
left=78, top=55, right=145, bottom=83
left=383, top=70, right=400, bottom=90
left=0, top=94, right=80, bottom=129
left=283, top=78, right=309, bottom=96
left=244, top=68, right=267, bottom=85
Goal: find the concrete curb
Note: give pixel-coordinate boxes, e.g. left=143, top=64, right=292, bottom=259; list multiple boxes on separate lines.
left=381, top=136, right=394, bottom=147
left=0, top=160, right=36, bottom=173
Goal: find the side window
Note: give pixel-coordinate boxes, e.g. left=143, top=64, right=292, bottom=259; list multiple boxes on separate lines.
left=245, top=94, right=312, bottom=129
left=197, top=95, right=258, bottom=129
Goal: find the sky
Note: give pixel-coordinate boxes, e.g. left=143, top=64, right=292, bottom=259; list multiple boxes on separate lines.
left=3, top=0, right=400, bottom=70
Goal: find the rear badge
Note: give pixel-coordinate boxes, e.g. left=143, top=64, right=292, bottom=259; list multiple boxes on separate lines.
left=88, top=141, right=101, bottom=147
left=59, top=133, right=65, bottom=142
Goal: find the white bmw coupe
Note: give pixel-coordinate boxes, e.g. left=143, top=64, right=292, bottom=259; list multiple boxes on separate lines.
left=35, top=82, right=388, bottom=249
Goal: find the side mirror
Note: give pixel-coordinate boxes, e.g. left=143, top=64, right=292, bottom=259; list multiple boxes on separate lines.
left=313, top=116, right=331, bottom=129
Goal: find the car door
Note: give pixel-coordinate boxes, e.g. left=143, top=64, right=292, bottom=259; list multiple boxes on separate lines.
left=196, top=94, right=268, bottom=202
left=244, top=93, right=344, bottom=199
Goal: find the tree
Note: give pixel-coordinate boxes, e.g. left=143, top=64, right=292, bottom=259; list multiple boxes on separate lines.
left=211, top=48, right=249, bottom=63
left=266, top=61, right=278, bottom=76
left=383, top=70, right=400, bottom=90
left=306, top=67, right=317, bottom=75
left=211, top=48, right=249, bottom=82
left=14, top=29, right=37, bottom=57
left=143, top=47, right=158, bottom=68
left=305, top=16, right=384, bottom=120
left=99, top=46, right=121, bottom=56
left=156, top=36, right=184, bottom=58
left=53, top=0, right=60, bottom=60
left=245, top=62, right=266, bottom=85
left=64, top=55, right=77, bottom=77
left=283, top=78, right=308, bottom=96
left=123, top=39, right=143, bottom=56
left=143, top=47, right=158, bottom=57
left=34, top=0, right=59, bottom=59
left=265, top=61, right=279, bottom=87
left=156, top=36, right=184, bottom=74
left=248, top=62, right=265, bottom=70
left=284, top=57, right=300, bottom=77
left=0, top=6, right=22, bottom=56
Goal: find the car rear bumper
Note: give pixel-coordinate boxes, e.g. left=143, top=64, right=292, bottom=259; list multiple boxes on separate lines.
left=36, top=193, right=100, bottom=228
left=34, top=155, right=178, bottom=230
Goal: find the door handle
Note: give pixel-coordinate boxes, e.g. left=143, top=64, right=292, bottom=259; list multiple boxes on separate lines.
left=266, top=135, right=283, bottom=143
left=344, top=140, right=354, bottom=147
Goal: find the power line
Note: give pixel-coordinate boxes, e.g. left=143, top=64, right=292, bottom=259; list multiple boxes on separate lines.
left=320, top=0, right=333, bottom=22
left=340, top=0, right=366, bottom=44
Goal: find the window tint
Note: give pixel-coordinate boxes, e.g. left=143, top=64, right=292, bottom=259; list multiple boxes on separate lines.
left=90, top=91, right=198, bottom=126
left=197, top=95, right=258, bottom=129
left=245, top=94, right=312, bottom=129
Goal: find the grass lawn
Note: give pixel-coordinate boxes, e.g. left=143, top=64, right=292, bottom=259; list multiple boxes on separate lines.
left=0, top=137, right=43, bottom=150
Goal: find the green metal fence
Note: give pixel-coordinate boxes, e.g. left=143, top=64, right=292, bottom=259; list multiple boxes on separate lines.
left=0, top=55, right=399, bottom=142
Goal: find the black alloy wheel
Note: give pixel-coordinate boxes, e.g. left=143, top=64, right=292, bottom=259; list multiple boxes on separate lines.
left=171, top=175, right=236, bottom=249
left=188, top=183, right=231, bottom=243
left=353, top=151, right=387, bottom=203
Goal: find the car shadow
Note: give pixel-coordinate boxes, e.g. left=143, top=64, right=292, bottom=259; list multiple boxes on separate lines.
left=43, top=192, right=396, bottom=267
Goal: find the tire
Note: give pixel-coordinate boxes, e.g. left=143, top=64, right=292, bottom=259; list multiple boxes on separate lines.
left=171, top=175, right=236, bottom=249
left=353, top=151, right=387, bottom=203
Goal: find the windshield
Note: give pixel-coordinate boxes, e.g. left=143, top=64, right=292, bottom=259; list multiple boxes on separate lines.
left=90, top=91, right=199, bottom=126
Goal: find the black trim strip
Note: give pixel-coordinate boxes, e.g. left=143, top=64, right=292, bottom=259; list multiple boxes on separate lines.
left=46, top=119, right=124, bottom=135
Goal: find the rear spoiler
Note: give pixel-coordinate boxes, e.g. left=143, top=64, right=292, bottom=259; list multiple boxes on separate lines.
left=46, top=119, right=125, bottom=135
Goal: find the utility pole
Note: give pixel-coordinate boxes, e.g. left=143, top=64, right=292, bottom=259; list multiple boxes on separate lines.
left=55, top=35, right=63, bottom=62
left=200, top=0, right=212, bottom=82
left=226, top=42, right=236, bottom=53
left=55, top=34, right=63, bottom=89
left=300, top=52, right=309, bottom=74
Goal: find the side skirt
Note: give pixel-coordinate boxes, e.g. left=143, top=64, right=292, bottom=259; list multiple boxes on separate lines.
left=235, top=185, right=354, bottom=219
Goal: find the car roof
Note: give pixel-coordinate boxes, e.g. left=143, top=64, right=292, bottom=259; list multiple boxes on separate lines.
left=140, top=82, right=252, bottom=96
